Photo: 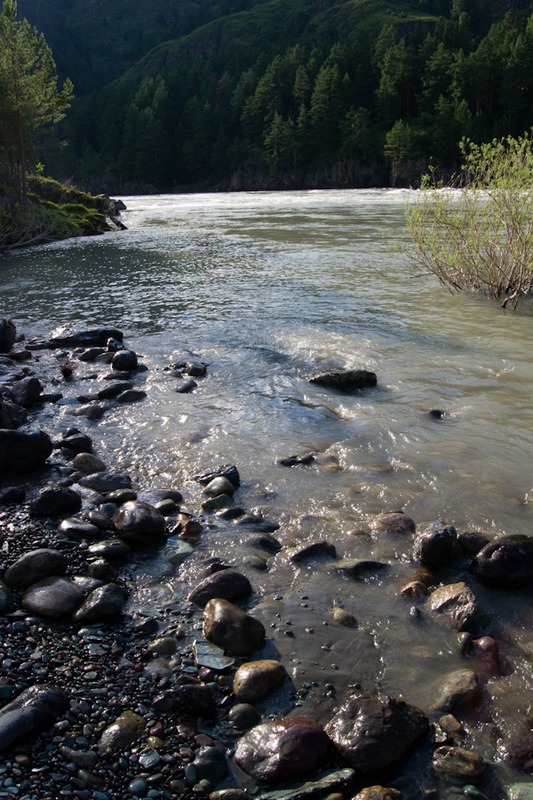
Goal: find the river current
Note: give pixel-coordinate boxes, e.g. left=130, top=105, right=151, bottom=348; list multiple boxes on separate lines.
left=2, top=189, right=533, bottom=793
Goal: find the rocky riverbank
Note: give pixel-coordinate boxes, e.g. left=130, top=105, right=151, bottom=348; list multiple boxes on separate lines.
left=0, top=319, right=532, bottom=800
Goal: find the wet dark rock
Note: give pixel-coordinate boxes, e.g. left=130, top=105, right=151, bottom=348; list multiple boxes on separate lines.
left=469, top=635, right=502, bottom=674
left=309, top=368, right=377, bottom=392
left=228, top=703, right=261, bottom=730
left=30, top=486, right=82, bottom=517
left=152, top=684, right=216, bottom=718
left=193, top=745, right=227, bottom=784
left=111, top=348, right=138, bottom=371
left=244, top=531, right=282, bottom=553
left=432, top=745, right=486, bottom=783
left=96, top=381, right=133, bottom=400
left=188, top=569, right=253, bottom=608
left=458, top=531, right=491, bottom=555
left=470, top=537, right=533, bottom=588
left=0, top=580, right=14, bottom=613
left=113, top=500, right=166, bottom=546
left=236, top=514, right=279, bottom=532
left=333, top=558, right=389, bottom=580
left=9, top=376, right=42, bottom=408
left=290, top=541, right=337, bottom=563
left=0, top=684, right=69, bottom=751
left=354, top=788, right=403, bottom=800
left=233, top=659, right=287, bottom=702
left=278, top=453, right=316, bottom=467
left=325, top=693, right=429, bottom=773
left=413, top=523, right=460, bottom=568
left=203, top=597, right=265, bottom=655
left=4, top=548, right=68, bottom=588
left=0, top=428, right=53, bottom=472
left=203, top=475, right=236, bottom=498
left=87, top=539, right=131, bottom=559
left=72, top=452, right=106, bottom=473
left=428, top=582, right=482, bottom=632
left=79, top=470, right=132, bottom=493
left=116, top=388, right=147, bottom=403
left=0, top=486, right=25, bottom=504
left=105, top=487, right=137, bottom=504
left=58, top=516, right=101, bottom=538
left=0, top=396, right=27, bottom=428
left=370, top=511, right=416, bottom=535
left=77, top=346, right=105, bottom=362
left=428, top=409, right=446, bottom=419
left=234, top=716, right=330, bottom=784
left=72, top=581, right=127, bottom=623
left=194, top=464, right=241, bottom=490
left=0, top=319, right=16, bottom=353
left=22, top=575, right=85, bottom=618
left=57, top=431, right=93, bottom=454
left=48, top=327, right=124, bottom=348
left=175, top=379, right=197, bottom=393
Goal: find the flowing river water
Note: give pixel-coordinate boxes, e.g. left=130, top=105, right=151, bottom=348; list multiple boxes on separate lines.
left=2, top=189, right=533, bottom=795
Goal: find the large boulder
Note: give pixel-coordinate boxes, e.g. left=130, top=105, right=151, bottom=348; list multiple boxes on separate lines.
left=470, top=537, right=533, bottom=588
left=113, top=500, right=166, bottom=546
left=0, top=685, right=69, bottom=751
left=233, top=717, right=330, bottom=784
left=325, top=694, right=428, bottom=773
left=203, top=597, right=265, bottom=656
left=309, top=369, right=377, bottom=392
left=0, top=429, right=53, bottom=473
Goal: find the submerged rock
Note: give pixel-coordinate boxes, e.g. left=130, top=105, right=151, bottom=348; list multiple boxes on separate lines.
left=370, top=511, right=415, bottom=535
left=428, top=581, right=481, bottom=632
left=233, top=717, right=330, bottom=784
left=413, top=523, right=460, bottom=568
left=48, top=327, right=124, bottom=348
left=432, top=745, right=486, bottom=783
left=325, top=693, right=428, bottom=773
left=309, top=369, right=377, bottom=392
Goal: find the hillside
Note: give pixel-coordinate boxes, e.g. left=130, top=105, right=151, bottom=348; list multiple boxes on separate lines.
left=18, top=0, right=533, bottom=191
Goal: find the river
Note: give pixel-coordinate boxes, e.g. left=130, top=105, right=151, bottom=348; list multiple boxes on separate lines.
left=2, top=189, right=533, bottom=794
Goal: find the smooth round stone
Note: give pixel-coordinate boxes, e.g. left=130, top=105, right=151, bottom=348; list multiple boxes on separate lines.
left=228, top=703, right=261, bottom=730
left=87, top=539, right=131, bottom=559
left=112, top=349, right=138, bottom=371
left=203, top=598, right=265, bottom=656
left=413, top=523, right=460, bottom=568
left=188, top=569, right=252, bottom=608
left=233, top=660, right=287, bottom=702
left=203, top=476, right=235, bottom=498
left=30, top=486, right=82, bottom=518
left=113, top=500, right=166, bottom=546
left=0, top=581, right=14, bottom=614
left=73, top=582, right=127, bottom=623
left=79, top=471, right=132, bottom=494
left=332, top=607, right=358, bottom=627
left=4, top=548, right=68, bottom=588
left=370, top=511, right=415, bottom=535
left=128, top=777, right=148, bottom=796
left=22, top=576, right=84, bottom=618
left=58, top=517, right=101, bottom=539
left=116, top=389, right=146, bottom=403
left=433, top=669, right=481, bottom=714
left=97, top=710, right=146, bottom=753
left=470, top=537, right=533, bottom=588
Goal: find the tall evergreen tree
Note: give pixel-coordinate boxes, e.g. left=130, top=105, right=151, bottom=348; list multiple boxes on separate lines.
left=0, top=0, right=73, bottom=199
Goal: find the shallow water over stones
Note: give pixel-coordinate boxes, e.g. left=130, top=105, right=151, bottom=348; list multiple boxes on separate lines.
left=1, top=190, right=533, bottom=799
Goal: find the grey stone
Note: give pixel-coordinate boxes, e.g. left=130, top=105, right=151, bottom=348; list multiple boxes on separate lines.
left=22, top=576, right=84, bottom=618
left=0, top=685, right=69, bottom=751
left=309, top=369, right=377, bottom=392
left=72, top=582, right=127, bottom=623
left=113, top=500, right=166, bottom=546
left=79, top=471, right=132, bottom=493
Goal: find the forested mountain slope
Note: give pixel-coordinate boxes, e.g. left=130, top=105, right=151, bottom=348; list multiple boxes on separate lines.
left=19, top=0, right=533, bottom=191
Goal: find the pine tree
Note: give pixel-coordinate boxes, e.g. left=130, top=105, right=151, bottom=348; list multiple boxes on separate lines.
left=0, top=0, right=73, bottom=199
